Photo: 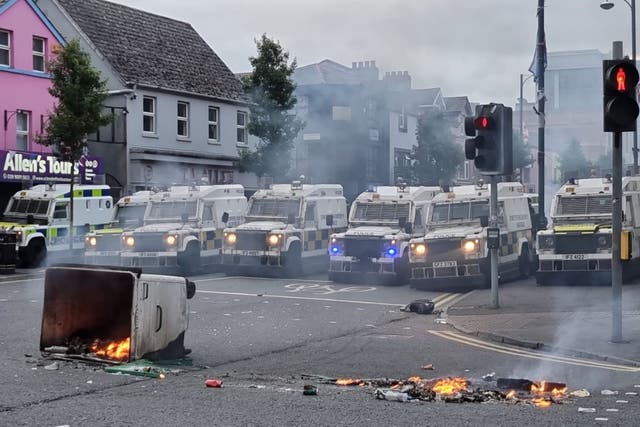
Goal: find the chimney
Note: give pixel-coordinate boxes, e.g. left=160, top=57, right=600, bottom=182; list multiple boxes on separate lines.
left=383, top=70, right=412, bottom=91
left=351, top=59, right=379, bottom=83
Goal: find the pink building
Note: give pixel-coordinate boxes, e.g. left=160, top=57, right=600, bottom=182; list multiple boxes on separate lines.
left=0, top=0, right=63, bottom=152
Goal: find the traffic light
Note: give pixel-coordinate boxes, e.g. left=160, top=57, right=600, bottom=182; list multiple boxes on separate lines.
left=464, top=103, right=513, bottom=175
left=603, top=59, right=639, bottom=132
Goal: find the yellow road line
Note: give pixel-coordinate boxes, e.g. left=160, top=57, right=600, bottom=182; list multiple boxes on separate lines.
left=429, top=330, right=639, bottom=372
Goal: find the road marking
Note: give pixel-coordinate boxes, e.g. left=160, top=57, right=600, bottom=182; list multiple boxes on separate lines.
left=284, top=283, right=377, bottom=295
left=0, top=277, right=42, bottom=285
left=433, top=293, right=461, bottom=309
left=193, top=276, right=333, bottom=284
left=429, top=330, right=640, bottom=372
left=196, top=290, right=456, bottom=308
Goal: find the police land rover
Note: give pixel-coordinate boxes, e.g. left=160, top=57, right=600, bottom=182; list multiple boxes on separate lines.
left=536, top=176, right=640, bottom=285
left=409, top=182, right=535, bottom=289
left=120, top=185, right=246, bottom=273
left=221, top=181, right=347, bottom=277
left=0, top=184, right=113, bottom=267
left=84, top=191, right=155, bottom=265
left=328, top=183, right=440, bottom=285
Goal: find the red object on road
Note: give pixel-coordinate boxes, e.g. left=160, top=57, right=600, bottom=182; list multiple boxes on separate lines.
left=205, top=379, right=223, bottom=388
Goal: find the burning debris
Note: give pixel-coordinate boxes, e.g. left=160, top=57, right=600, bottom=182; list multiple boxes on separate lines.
left=302, top=374, right=572, bottom=406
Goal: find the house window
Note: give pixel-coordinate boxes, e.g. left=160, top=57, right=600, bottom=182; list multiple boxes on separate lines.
left=142, top=96, right=156, bottom=133
left=32, top=37, right=46, bottom=72
left=177, top=101, right=189, bottom=138
left=208, top=106, right=219, bottom=142
left=0, top=30, right=10, bottom=66
left=398, top=109, right=408, bottom=133
left=16, top=111, right=29, bottom=151
left=237, top=111, right=247, bottom=144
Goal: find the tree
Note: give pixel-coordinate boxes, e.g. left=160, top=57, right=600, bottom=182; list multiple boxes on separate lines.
left=238, top=34, right=303, bottom=181
left=594, top=150, right=612, bottom=176
left=410, top=110, right=463, bottom=186
left=558, top=139, right=592, bottom=182
left=39, top=39, right=112, bottom=250
left=512, top=131, right=535, bottom=171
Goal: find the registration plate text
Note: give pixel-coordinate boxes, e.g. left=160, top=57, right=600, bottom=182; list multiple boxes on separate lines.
left=433, top=261, right=457, bottom=268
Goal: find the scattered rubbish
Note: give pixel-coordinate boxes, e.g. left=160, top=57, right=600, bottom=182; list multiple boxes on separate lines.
left=601, top=390, right=619, bottom=395
left=257, top=294, right=263, bottom=297
left=401, top=299, right=435, bottom=315
left=104, top=359, right=186, bottom=379
left=375, top=389, right=410, bottom=402
left=24, top=353, right=32, bottom=358
left=249, top=385, right=266, bottom=389
left=624, top=392, right=637, bottom=396
left=497, top=378, right=534, bottom=391
left=578, top=407, right=596, bottom=413
left=205, top=379, right=223, bottom=388
left=303, top=384, right=318, bottom=396
left=570, top=389, right=591, bottom=398
left=434, top=318, right=447, bottom=324
left=86, top=380, right=93, bottom=384
left=594, top=418, right=608, bottom=421
left=605, top=409, right=619, bottom=412
left=616, top=400, right=628, bottom=404
left=44, top=362, right=59, bottom=371
left=634, top=384, right=640, bottom=388
left=421, top=364, right=434, bottom=371
left=44, top=346, right=69, bottom=353
left=482, top=372, right=496, bottom=381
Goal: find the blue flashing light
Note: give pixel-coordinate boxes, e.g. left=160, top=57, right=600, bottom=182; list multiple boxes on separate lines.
left=386, top=247, right=397, bottom=257
left=331, top=246, right=341, bottom=254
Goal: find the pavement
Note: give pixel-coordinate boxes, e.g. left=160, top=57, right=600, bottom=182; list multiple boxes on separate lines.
left=446, top=277, right=640, bottom=367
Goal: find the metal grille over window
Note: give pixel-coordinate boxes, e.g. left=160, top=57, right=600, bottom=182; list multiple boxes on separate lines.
left=557, top=196, right=612, bottom=215
left=32, top=37, right=45, bottom=72
left=248, top=199, right=299, bottom=218
left=353, top=202, right=410, bottom=222
left=0, top=30, right=10, bottom=66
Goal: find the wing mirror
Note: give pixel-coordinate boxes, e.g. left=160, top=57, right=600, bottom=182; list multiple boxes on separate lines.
left=479, top=215, right=489, bottom=228
left=222, top=212, right=229, bottom=224
left=325, top=214, right=334, bottom=226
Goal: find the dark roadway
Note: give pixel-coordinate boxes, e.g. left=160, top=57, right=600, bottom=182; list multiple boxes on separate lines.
left=1, top=272, right=639, bottom=426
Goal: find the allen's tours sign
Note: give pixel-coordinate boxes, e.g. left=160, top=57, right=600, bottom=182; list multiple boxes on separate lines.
left=0, top=150, right=103, bottom=184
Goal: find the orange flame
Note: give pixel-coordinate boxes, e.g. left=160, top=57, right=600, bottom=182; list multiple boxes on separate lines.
left=432, top=377, right=469, bottom=395
left=532, top=397, right=552, bottom=408
left=531, top=381, right=567, bottom=396
left=90, top=337, right=130, bottom=361
left=335, top=378, right=365, bottom=386
left=506, top=390, right=517, bottom=400
left=408, top=376, right=422, bottom=383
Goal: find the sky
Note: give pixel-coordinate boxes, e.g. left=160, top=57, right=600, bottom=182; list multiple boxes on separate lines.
left=112, top=0, right=635, bottom=106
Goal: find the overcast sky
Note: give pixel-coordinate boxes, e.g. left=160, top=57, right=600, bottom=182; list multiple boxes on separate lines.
left=113, top=0, right=634, bottom=106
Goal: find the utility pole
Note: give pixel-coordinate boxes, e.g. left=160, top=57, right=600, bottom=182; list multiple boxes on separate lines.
left=490, top=175, right=499, bottom=308
left=536, top=0, right=547, bottom=229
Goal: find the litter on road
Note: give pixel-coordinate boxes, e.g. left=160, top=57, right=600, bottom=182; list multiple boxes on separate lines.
left=303, top=385, right=318, bottom=396
left=401, top=299, right=435, bottom=315
left=578, top=407, right=596, bottom=413
left=421, top=364, right=434, bottom=371
left=570, top=389, right=590, bottom=398
left=601, top=390, right=618, bottom=395
left=205, top=379, right=223, bottom=388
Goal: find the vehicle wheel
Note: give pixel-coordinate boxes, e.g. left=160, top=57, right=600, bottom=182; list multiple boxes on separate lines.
left=518, top=245, right=532, bottom=278
left=20, top=239, right=46, bottom=268
left=179, top=242, right=201, bottom=275
left=392, top=250, right=410, bottom=286
left=283, top=242, right=302, bottom=278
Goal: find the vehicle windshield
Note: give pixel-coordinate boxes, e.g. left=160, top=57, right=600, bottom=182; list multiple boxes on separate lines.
left=247, top=198, right=300, bottom=220
left=429, top=201, right=489, bottom=224
left=4, top=198, right=50, bottom=218
left=114, top=204, right=147, bottom=225
left=146, top=200, right=198, bottom=221
left=554, top=195, right=612, bottom=217
left=351, top=202, right=411, bottom=224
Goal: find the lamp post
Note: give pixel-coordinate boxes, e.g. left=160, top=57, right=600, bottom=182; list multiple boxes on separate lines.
left=519, top=73, right=534, bottom=147
left=601, top=0, right=638, bottom=175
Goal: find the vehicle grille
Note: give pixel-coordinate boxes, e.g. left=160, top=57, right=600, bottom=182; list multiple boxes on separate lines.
left=555, top=234, right=598, bottom=254
left=426, top=239, right=461, bottom=261
left=95, top=235, right=121, bottom=251
left=236, top=232, right=267, bottom=251
left=133, top=233, right=164, bottom=252
left=344, top=239, right=383, bottom=258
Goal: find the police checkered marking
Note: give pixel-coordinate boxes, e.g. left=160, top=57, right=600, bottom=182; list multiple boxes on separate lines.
left=500, top=230, right=532, bottom=256
left=60, top=188, right=111, bottom=198
left=302, top=228, right=336, bottom=252
left=200, top=229, right=223, bottom=250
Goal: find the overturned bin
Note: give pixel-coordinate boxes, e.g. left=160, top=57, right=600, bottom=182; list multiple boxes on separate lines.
left=0, top=230, right=17, bottom=274
left=40, top=264, right=196, bottom=363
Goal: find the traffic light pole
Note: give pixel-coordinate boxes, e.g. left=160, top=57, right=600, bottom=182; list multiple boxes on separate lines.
left=490, top=175, right=499, bottom=309
left=536, top=0, right=547, bottom=230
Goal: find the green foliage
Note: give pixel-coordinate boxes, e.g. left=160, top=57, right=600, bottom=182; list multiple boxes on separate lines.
left=240, top=34, right=303, bottom=180
left=558, top=139, right=593, bottom=182
left=38, top=39, right=112, bottom=161
left=410, top=110, right=463, bottom=185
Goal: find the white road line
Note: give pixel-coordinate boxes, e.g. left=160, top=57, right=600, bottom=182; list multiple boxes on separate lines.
left=429, top=330, right=640, bottom=372
left=193, top=276, right=333, bottom=284
left=196, top=290, right=406, bottom=306
left=433, top=293, right=461, bottom=309
left=0, top=277, right=42, bottom=285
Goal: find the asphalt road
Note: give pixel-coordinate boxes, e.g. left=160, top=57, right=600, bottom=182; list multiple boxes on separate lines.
left=1, top=271, right=639, bottom=426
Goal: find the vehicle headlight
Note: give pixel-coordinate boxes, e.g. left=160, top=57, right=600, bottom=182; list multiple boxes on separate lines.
left=329, top=237, right=344, bottom=255
left=86, top=236, right=97, bottom=248
left=267, top=234, right=281, bottom=246
left=225, top=232, right=237, bottom=245
left=597, top=235, right=611, bottom=248
left=539, top=236, right=555, bottom=249
left=462, top=239, right=478, bottom=253
left=412, top=243, right=427, bottom=256
left=165, top=234, right=178, bottom=247
left=123, top=236, right=135, bottom=248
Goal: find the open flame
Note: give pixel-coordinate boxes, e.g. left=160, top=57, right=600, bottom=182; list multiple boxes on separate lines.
left=431, top=377, right=469, bottom=395
left=506, top=390, right=517, bottom=400
left=532, top=397, right=552, bottom=408
left=335, top=378, right=366, bottom=386
left=531, top=381, right=567, bottom=396
left=90, top=337, right=130, bottom=361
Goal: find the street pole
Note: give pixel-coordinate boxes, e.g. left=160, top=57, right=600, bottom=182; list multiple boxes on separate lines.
left=520, top=73, right=524, bottom=146
left=536, top=0, right=547, bottom=229
left=632, top=0, right=638, bottom=175
left=490, top=175, right=499, bottom=309
left=612, top=41, right=624, bottom=343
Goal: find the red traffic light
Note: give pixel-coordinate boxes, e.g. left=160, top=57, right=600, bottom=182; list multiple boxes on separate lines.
left=605, top=61, right=639, bottom=95
left=617, top=67, right=627, bottom=92
left=474, top=116, right=492, bottom=129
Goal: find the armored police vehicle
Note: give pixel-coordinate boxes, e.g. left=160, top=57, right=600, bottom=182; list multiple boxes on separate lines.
left=0, top=184, right=113, bottom=267
left=328, top=184, right=440, bottom=285
left=409, top=182, right=535, bottom=290
left=221, top=181, right=347, bottom=277
left=120, top=185, right=246, bottom=273
left=84, top=191, right=155, bottom=265
left=536, top=177, right=640, bottom=285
